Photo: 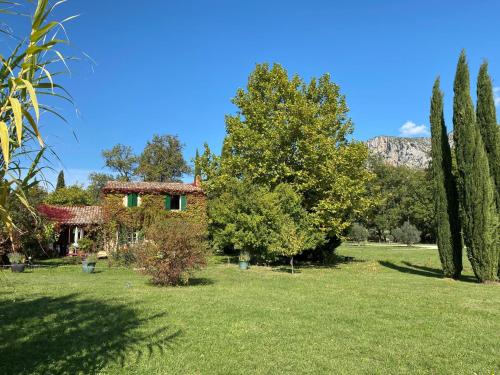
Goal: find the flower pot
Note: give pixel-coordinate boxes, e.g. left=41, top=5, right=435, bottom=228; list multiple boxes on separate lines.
left=11, top=263, right=25, bottom=273
left=239, top=260, right=249, bottom=270
left=82, top=261, right=96, bottom=273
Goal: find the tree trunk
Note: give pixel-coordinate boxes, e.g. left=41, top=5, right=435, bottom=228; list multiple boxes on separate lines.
left=290, top=257, right=294, bottom=274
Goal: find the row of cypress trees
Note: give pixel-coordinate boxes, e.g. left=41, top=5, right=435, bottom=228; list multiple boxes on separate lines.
left=430, top=51, right=500, bottom=283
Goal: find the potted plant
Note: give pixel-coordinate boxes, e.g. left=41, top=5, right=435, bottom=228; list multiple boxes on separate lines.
left=8, top=252, right=25, bottom=273
left=82, top=253, right=98, bottom=273
left=238, top=251, right=250, bottom=270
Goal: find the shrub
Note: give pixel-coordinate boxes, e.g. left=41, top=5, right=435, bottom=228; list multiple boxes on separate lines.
left=77, top=238, right=95, bottom=253
left=8, top=252, right=25, bottom=264
left=136, top=219, right=208, bottom=286
left=348, top=223, right=369, bottom=245
left=108, top=244, right=137, bottom=267
left=392, top=222, right=421, bottom=246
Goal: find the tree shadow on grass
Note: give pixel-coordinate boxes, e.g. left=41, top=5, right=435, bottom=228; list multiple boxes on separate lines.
left=0, top=294, right=181, bottom=375
left=379, top=261, right=477, bottom=283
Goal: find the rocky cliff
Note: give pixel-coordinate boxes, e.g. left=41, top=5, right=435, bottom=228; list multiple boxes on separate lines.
left=365, top=134, right=454, bottom=169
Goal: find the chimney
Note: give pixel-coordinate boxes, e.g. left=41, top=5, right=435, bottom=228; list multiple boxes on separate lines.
left=194, top=175, right=202, bottom=187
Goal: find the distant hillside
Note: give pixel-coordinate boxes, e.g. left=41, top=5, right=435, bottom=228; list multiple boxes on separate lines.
left=365, top=134, right=454, bottom=169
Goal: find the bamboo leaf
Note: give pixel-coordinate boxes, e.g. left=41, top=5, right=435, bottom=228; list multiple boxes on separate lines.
left=0, top=121, right=10, bottom=166
left=21, top=108, right=43, bottom=146
left=21, top=78, right=39, bottom=122
left=9, top=97, right=23, bottom=143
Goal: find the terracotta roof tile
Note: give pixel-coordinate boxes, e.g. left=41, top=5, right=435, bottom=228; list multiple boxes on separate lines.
left=39, top=205, right=103, bottom=225
left=102, top=181, right=203, bottom=194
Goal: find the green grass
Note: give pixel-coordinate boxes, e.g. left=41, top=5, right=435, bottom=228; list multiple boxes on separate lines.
left=0, top=244, right=498, bottom=374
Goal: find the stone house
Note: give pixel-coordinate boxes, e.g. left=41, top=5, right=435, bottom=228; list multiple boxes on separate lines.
left=40, top=178, right=206, bottom=255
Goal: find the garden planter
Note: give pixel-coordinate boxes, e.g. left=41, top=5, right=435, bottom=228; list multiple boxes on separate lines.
left=11, top=263, right=25, bottom=273
left=239, top=260, right=249, bottom=270
left=82, top=261, right=96, bottom=273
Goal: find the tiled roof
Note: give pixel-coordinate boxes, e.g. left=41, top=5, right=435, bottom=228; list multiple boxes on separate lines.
left=38, top=205, right=103, bottom=225
left=102, top=181, right=203, bottom=194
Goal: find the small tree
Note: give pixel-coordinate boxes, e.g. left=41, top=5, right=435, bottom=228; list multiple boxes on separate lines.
left=136, top=219, right=208, bottom=286
left=56, top=171, right=66, bottom=190
left=392, top=222, right=421, bottom=246
left=348, top=223, right=369, bottom=245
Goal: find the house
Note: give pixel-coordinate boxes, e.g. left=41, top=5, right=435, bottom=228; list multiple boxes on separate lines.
left=39, top=178, right=206, bottom=255
left=38, top=205, right=103, bottom=255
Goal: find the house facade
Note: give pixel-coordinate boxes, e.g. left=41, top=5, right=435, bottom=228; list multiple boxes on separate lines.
left=40, top=179, right=206, bottom=255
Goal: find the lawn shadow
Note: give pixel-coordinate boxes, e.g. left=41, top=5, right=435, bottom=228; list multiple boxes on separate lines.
left=0, top=293, right=181, bottom=374
left=379, top=261, right=477, bottom=283
left=272, top=266, right=302, bottom=274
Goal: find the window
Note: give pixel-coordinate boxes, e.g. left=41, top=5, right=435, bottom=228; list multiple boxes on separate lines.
left=126, top=193, right=138, bottom=207
left=170, top=195, right=180, bottom=210
left=165, top=194, right=187, bottom=211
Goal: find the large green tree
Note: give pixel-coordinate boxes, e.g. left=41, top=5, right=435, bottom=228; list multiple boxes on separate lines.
left=453, top=51, right=498, bottom=282
left=215, top=63, right=373, bottom=252
left=102, top=144, right=138, bottom=181
left=364, top=158, right=434, bottom=243
left=137, top=134, right=191, bottom=182
left=476, top=62, right=500, bottom=277
left=430, top=78, right=462, bottom=278
left=476, top=62, right=500, bottom=208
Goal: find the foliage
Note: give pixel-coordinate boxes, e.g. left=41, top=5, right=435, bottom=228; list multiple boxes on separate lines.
left=137, top=134, right=191, bottom=182
left=476, top=61, right=500, bottom=209
left=348, top=223, right=369, bottom=244
left=430, top=78, right=462, bottom=278
left=87, top=172, right=115, bottom=204
left=392, top=221, right=421, bottom=246
left=8, top=251, right=24, bottom=264
left=45, top=185, right=93, bottom=206
left=209, top=181, right=322, bottom=264
left=238, top=251, right=250, bottom=262
left=206, top=63, right=373, bottom=255
left=0, top=186, right=56, bottom=257
left=364, top=157, right=434, bottom=242
left=453, top=51, right=499, bottom=282
left=0, top=0, right=75, bottom=251
left=78, top=238, right=95, bottom=253
left=194, top=148, right=201, bottom=178
left=102, top=144, right=138, bottom=181
left=56, top=171, right=65, bottom=190
left=135, top=219, right=208, bottom=285
left=108, top=244, right=137, bottom=267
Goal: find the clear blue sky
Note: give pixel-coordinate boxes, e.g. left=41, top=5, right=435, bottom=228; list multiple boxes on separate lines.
left=6, top=0, right=500, bottom=186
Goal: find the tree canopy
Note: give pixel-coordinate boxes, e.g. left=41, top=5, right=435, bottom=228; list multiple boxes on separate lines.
left=205, top=63, right=373, bottom=257
left=137, top=134, right=191, bottom=182
left=102, top=144, right=138, bottom=181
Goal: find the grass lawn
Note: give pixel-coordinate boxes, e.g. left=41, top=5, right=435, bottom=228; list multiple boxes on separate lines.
left=0, top=244, right=498, bottom=374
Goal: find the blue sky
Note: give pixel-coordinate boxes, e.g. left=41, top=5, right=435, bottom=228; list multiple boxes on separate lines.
left=3, top=0, right=500, bottom=186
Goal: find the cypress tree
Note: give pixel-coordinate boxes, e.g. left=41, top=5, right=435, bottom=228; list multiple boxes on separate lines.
left=194, top=148, right=201, bottom=178
left=476, top=62, right=500, bottom=208
left=430, top=78, right=462, bottom=278
left=56, top=170, right=65, bottom=190
left=476, top=62, right=500, bottom=277
left=453, top=51, right=499, bottom=282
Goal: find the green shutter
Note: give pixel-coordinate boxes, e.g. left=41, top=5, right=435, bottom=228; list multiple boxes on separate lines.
left=180, top=195, right=187, bottom=211
left=127, top=193, right=138, bottom=207
left=165, top=195, right=171, bottom=210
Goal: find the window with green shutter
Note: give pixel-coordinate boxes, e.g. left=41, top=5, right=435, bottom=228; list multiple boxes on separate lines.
left=180, top=195, right=187, bottom=211
left=164, top=195, right=171, bottom=210
left=165, top=194, right=186, bottom=210
left=127, top=193, right=138, bottom=207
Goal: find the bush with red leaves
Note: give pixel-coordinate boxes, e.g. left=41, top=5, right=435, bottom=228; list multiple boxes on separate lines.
left=136, top=219, right=208, bottom=286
